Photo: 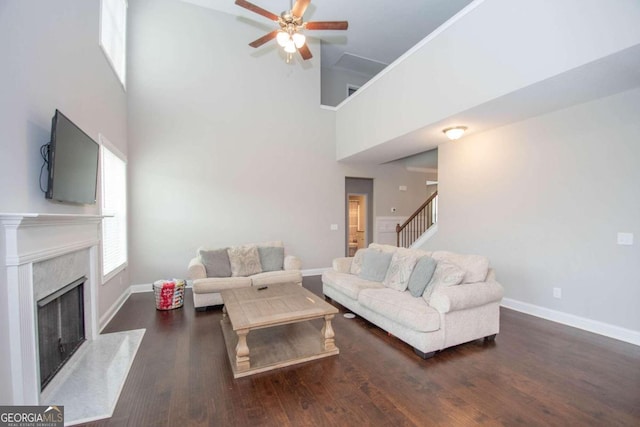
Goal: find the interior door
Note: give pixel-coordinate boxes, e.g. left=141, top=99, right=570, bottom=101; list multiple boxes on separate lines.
left=345, top=177, right=373, bottom=256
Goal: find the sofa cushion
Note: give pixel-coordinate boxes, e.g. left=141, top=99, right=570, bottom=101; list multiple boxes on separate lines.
left=228, top=246, right=263, bottom=277
left=198, top=248, right=232, bottom=278
left=322, top=269, right=384, bottom=300
left=407, top=256, right=437, bottom=297
left=192, top=276, right=252, bottom=294
left=423, top=261, right=465, bottom=304
left=251, top=270, right=302, bottom=287
left=258, top=246, right=284, bottom=272
left=350, top=248, right=367, bottom=275
left=431, top=251, right=489, bottom=284
left=383, top=248, right=419, bottom=292
left=359, top=250, right=393, bottom=282
left=358, top=288, right=440, bottom=332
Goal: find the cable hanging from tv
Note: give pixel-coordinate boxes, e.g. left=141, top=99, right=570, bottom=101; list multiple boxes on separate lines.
left=39, top=143, right=50, bottom=193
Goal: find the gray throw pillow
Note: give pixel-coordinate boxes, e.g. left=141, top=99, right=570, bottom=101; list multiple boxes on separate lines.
left=407, top=256, right=437, bottom=297
left=198, top=248, right=231, bottom=278
left=359, top=250, right=393, bottom=282
left=258, top=246, right=284, bottom=272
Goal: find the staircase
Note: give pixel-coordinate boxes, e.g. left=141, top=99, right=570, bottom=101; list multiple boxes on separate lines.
left=396, top=192, right=438, bottom=248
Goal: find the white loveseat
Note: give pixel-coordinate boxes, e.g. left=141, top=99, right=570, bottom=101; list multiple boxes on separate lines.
left=322, top=244, right=503, bottom=358
left=188, top=241, right=302, bottom=310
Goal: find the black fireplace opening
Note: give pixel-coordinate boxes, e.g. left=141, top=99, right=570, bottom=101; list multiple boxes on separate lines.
left=37, top=276, right=86, bottom=390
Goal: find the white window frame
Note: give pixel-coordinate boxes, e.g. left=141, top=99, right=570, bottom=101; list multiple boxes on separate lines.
left=100, top=134, right=128, bottom=283
left=99, top=0, right=128, bottom=88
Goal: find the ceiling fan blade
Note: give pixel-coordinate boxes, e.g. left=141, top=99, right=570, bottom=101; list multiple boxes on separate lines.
left=248, top=30, right=279, bottom=48
left=305, top=21, right=349, bottom=30
left=291, top=0, right=311, bottom=18
left=298, top=43, right=313, bottom=60
left=235, top=0, right=279, bottom=22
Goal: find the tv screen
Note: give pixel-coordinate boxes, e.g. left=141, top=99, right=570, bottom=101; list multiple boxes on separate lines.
left=46, top=110, right=99, bottom=204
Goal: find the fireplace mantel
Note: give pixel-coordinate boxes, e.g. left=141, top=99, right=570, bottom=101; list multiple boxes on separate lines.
left=0, top=213, right=102, bottom=405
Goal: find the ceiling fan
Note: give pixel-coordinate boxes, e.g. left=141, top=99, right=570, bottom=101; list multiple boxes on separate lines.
left=235, top=0, right=348, bottom=61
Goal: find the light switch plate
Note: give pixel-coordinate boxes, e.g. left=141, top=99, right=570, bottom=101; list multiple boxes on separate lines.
left=330, top=224, right=338, bottom=231
left=617, top=232, right=634, bottom=245
left=399, top=185, right=407, bottom=191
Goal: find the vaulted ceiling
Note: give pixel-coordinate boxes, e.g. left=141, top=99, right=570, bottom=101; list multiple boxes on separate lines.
left=182, top=0, right=473, bottom=77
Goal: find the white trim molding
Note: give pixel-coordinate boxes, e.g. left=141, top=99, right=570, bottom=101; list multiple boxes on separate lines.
left=501, top=298, right=640, bottom=347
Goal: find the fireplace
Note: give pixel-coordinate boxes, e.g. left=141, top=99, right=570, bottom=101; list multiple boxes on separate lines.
left=0, top=213, right=101, bottom=405
left=37, top=277, right=86, bottom=389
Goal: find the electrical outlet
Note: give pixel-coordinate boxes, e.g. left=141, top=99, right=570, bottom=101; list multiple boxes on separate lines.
left=399, top=185, right=407, bottom=191
left=553, top=287, right=562, bottom=299
left=617, top=232, right=634, bottom=245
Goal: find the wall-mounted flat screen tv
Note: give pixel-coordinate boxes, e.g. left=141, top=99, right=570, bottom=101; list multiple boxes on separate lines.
left=46, top=110, right=99, bottom=204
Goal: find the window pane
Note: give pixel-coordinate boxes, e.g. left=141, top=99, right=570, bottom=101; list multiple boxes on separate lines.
left=101, top=141, right=127, bottom=278
left=100, top=0, right=127, bottom=86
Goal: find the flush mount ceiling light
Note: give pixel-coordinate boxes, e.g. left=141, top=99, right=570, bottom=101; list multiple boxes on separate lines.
left=443, top=126, right=467, bottom=140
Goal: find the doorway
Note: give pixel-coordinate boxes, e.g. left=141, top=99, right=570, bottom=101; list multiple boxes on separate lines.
left=345, top=177, right=373, bottom=256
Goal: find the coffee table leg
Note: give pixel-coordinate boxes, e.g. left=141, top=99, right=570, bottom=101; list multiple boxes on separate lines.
left=235, top=329, right=250, bottom=371
left=321, top=314, right=336, bottom=351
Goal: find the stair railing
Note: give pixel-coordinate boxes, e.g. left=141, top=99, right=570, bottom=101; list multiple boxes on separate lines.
left=396, top=191, right=438, bottom=248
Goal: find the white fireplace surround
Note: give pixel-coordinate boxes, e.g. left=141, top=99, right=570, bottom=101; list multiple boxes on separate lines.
left=0, top=213, right=101, bottom=405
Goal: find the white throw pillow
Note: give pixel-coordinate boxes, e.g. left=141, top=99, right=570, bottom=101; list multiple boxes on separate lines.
left=227, top=246, right=263, bottom=277
left=431, top=251, right=489, bottom=283
left=422, top=261, right=465, bottom=304
left=383, top=248, right=419, bottom=291
left=350, top=248, right=368, bottom=275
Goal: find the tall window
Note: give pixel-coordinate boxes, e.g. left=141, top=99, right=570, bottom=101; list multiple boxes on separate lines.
left=100, top=136, right=127, bottom=281
left=100, top=0, right=127, bottom=86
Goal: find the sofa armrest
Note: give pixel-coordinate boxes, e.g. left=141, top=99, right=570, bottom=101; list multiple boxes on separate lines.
left=332, top=257, right=353, bottom=274
left=284, top=255, right=302, bottom=271
left=188, top=257, right=206, bottom=280
left=429, top=280, right=504, bottom=314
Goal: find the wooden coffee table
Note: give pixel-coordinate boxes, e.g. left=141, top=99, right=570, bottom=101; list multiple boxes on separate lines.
left=220, top=282, right=339, bottom=378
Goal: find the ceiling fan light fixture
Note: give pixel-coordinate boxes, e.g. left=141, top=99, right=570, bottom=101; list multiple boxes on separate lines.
left=284, top=39, right=297, bottom=53
left=292, top=32, right=306, bottom=48
left=443, top=126, right=467, bottom=140
left=276, top=30, right=290, bottom=47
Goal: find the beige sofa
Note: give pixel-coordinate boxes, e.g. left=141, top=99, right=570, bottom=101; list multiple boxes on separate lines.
left=188, top=241, right=302, bottom=310
left=322, top=244, right=503, bottom=358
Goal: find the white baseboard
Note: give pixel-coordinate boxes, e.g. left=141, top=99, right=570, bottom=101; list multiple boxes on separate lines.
left=302, top=268, right=329, bottom=277
left=501, top=297, right=640, bottom=347
left=130, top=283, right=152, bottom=293
left=99, top=287, right=131, bottom=333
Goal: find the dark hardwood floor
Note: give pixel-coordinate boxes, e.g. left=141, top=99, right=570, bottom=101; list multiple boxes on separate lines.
left=83, top=276, right=640, bottom=426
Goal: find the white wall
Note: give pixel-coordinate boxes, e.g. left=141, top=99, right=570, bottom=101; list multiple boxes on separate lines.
left=321, top=67, right=372, bottom=107
left=335, top=0, right=640, bottom=160
left=421, top=88, right=640, bottom=334
left=0, top=0, right=128, bottom=403
left=127, top=0, right=428, bottom=285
